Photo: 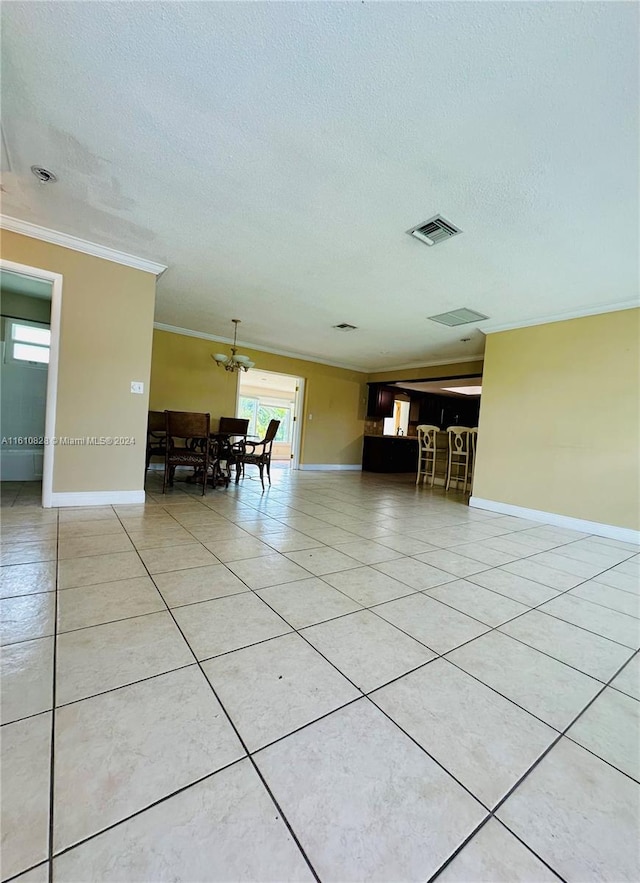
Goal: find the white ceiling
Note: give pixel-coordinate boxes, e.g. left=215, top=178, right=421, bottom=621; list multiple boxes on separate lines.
left=1, top=2, right=637, bottom=372
left=394, top=377, right=483, bottom=398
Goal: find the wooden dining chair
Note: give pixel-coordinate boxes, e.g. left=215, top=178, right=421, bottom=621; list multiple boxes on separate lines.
left=163, top=411, right=210, bottom=495
left=235, top=419, right=280, bottom=490
left=218, top=417, right=250, bottom=435
left=146, top=410, right=166, bottom=471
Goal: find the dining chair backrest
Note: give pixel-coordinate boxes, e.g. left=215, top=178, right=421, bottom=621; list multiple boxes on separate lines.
left=262, top=419, right=280, bottom=444
left=148, top=410, right=165, bottom=433
left=165, top=411, right=210, bottom=442
left=219, top=417, right=250, bottom=435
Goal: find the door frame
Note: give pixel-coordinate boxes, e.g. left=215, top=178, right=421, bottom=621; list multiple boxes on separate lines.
left=0, top=259, right=63, bottom=508
left=235, top=369, right=305, bottom=469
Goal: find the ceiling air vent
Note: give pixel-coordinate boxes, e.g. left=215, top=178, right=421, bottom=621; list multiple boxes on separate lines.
left=408, top=215, right=461, bottom=247
left=428, top=308, right=489, bottom=327
left=333, top=323, right=358, bottom=331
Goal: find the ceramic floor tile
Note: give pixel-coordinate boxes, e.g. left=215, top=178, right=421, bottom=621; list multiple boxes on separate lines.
left=226, top=553, right=311, bottom=589
left=497, top=738, right=640, bottom=881
left=374, top=592, right=489, bottom=654
left=566, top=686, right=640, bottom=780
left=500, top=559, right=584, bottom=590
left=374, top=557, right=457, bottom=590
left=499, top=609, right=634, bottom=681
left=53, top=760, right=313, bottom=883
left=539, top=594, right=640, bottom=648
left=301, top=609, right=434, bottom=692
left=10, top=863, right=50, bottom=883
left=374, top=533, right=441, bottom=555
left=467, top=568, right=562, bottom=606
left=138, top=543, right=219, bottom=574
left=153, top=564, right=249, bottom=607
left=329, top=540, right=403, bottom=565
left=257, top=577, right=361, bottom=629
left=59, top=507, right=118, bottom=523
left=434, top=818, right=561, bottom=882
left=1, top=636, right=54, bottom=724
left=202, top=632, right=359, bottom=750
left=610, top=654, right=640, bottom=700
left=56, top=611, right=193, bottom=705
left=526, top=550, right=608, bottom=579
left=201, top=536, right=276, bottom=562
left=57, top=533, right=134, bottom=560
left=126, top=526, right=196, bottom=550
left=447, top=631, right=602, bottom=730
left=186, top=523, right=251, bottom=542
left=570, top=581, right=640, bottom=618
left=427, top=579, right=530, bottom=627
left=172, top=592, right=291, bottom=660
left=0, top=712, right=51, bottom=881
left=447, top=543, right=520, bottom=567
left=53, top=666, right=244, bottom=852
left=262, top=532, right=324, bottom=553
left=413, top=549, right=492, bottom=578
left=0, top=541, right=57, bottom=567
left=56, top=576, right=165, bottom=632
left=58, top=518, right=125, bottom=539
left=592, top=569, right=640, bottom=595
left=284, top=546, right=362, bottom=576
left=58, top=551, right=146, bottom=590
left=322, top=565, right=417, bottom=606
left=255, top=699, right=486, bottom=882
left=0, top=561, right=56, bottom=599
left=373, top=659, right=556, bottom=807
left=0, top=592, right=55, bottom=646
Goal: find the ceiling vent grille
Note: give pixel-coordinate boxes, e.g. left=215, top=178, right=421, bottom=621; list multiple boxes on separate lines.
left=428, top=308, right=489, bottom=327
left=408, top=215, right=461, bottom=246
left=333, top=323, right=358, bottom=331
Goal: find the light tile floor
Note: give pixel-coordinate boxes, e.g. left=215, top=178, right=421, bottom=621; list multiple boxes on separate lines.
left=1, top=470, right=639, bottom=882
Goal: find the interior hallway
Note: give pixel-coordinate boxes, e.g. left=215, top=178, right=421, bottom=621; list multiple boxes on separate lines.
left=1, top=470, right=639, bottom=882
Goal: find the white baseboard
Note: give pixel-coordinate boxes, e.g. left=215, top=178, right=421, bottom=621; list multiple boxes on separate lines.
left=299, top=464, right=362, bottom=471
left=469, top=496, right=640, bottom=545
left=49, top=490, right=146, bottom=508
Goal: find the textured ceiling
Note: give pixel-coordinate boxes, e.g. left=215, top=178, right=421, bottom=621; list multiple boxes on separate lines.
left=1, top=2, right=637, bottom=371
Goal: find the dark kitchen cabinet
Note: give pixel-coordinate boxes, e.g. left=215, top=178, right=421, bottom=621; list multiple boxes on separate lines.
left=362, top=436, right=418, bottom=472
left=366, top=384, right=395, bottom=419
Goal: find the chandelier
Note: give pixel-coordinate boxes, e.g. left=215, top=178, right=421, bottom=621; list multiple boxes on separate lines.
left=212, top=319, right=255, bottom=373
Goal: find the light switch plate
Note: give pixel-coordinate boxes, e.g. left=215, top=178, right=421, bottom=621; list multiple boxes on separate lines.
left=131, top=381, right=144, bottom=394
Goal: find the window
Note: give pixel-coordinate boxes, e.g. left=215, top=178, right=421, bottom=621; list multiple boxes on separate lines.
left=6, top=321, right=51, bottom=366
left=239, top=396, right=292, bottom=442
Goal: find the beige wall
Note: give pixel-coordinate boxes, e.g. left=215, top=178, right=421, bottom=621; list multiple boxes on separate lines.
left=473, top=309, right=640, bottom=531
left=150, top=329, right=367, bottom=465
left=1, top=231, right=157, bottom=493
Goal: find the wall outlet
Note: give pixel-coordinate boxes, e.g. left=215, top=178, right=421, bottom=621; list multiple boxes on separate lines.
left=131, top=381, right=144, bottom=394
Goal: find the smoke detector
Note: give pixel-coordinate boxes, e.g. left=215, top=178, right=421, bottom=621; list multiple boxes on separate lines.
left=31, top=166, right=57, bottom=184
left=333, top=323, right=358, bottom=331
left=407, top=215, right=461, bottom=246
left=428, top=308, right=489, bottom=327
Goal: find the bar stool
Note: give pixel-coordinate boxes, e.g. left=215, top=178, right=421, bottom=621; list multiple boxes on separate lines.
left=446, top=426, right=474, bottom=493
left=469, top=427, right=478, bottom=493
left=416, top=424, right=439, bottom=486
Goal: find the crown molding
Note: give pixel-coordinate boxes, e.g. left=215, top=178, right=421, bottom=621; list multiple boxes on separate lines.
left=368, top=353, right=485, bottom=373
left=153, top=322, right=369, bottom=373
left=481, top=300, right=639, bottom=335
left=0, top=215, right=168, bottom=276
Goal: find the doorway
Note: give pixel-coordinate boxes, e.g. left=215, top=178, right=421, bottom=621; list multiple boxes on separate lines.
left=236, top=370, right=304, bottom=469
left=0, top=261, right=63, bottom=507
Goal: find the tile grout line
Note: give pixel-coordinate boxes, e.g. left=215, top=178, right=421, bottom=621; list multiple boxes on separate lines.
left=46, top=507, right=60, bottom=883
left=106, top=506, right=323, bottom=883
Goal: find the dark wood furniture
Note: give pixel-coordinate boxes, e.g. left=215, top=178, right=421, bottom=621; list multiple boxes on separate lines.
left=366, top=384, right=395, bottom=418
left=146, top=411, right=167, bottom=471
left=234, top=419, right=280, bottom=490
left=218, top=417, right=250, bottom=435
left=362, top=435, right=419, bottom=473
left=163, top=411, right=211, bottom=495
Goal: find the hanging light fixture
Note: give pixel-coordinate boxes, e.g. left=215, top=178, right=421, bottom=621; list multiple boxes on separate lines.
left=211, top=319, right=255, bottom=373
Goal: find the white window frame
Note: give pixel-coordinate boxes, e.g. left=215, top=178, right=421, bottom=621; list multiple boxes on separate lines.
left=4, top=318, right=51, bottom=368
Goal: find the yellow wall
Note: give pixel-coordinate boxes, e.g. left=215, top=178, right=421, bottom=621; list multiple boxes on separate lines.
left=1, top=231, right=157, bottom=493
left=473, top=309, right=640, bottom=530
left=150, top=329, right=368, bottom=465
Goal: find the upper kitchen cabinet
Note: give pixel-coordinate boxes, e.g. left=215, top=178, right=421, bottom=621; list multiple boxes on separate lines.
left=366, top=384, right=395, bottom=419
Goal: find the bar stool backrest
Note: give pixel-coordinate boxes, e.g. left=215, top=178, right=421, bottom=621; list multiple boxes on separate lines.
left=417, top=424, right=439, bottom=451
left=446, top=426, right=473, bottom=454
